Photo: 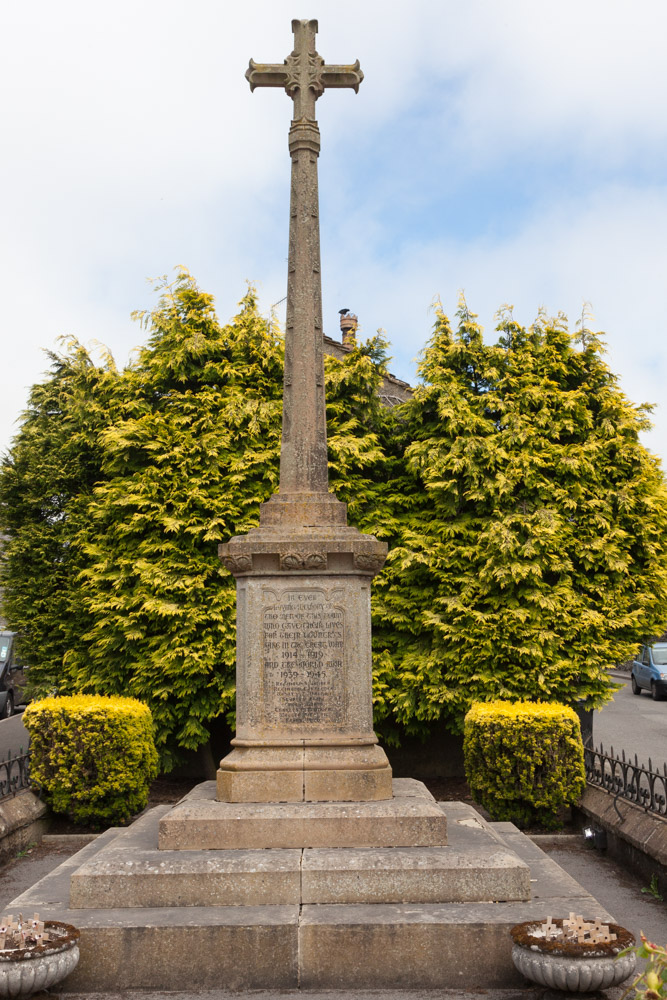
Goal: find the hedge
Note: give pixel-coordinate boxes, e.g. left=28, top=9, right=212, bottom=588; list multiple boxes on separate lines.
left=24, top=694, right=159, bottom=827
left=463, top=700, right=586, bottom=829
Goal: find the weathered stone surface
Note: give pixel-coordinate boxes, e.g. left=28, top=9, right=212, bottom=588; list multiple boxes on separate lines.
left=579, top=784, right=667, bottom=868
left=297, top=814, right=613, bottom=990
left=216, top=768, right=304, bottom=804
left=243, top=20, right=362, bottom=500
left=217, top=743, right=392, bottom=802
left=67, top=801, right=531, bottom=909
left=6, top=804, right=613, bottom=992
left=215, top=22, right=392, bottom=803
left=301, top=846, right=530, bottom=904
left=298, top=898, right=613, bottom=991
left=70, top=808, right=302, bottom=908
left=27, top=907, right=299, bottom=993
left=159, top=780, right=447, bottom=850
left=302, top=766, right=393, bottom=802
left=228, top=570, right=383, bottom=744
left=216, top=567, right=392, bottom=803
left=0, top=790, right=49, bottom=863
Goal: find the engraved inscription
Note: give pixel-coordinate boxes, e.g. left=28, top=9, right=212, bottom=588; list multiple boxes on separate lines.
left=262, top=589, right=345, bottom=726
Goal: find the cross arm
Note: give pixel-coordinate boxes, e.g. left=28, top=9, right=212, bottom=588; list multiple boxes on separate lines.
left=321, top=62, right=364, bottom=93
left=246, top=61, right=290, bottom=92
left=246, top=59, right=363, bottom=94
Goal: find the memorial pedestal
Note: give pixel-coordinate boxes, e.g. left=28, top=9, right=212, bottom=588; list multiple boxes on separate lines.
left=218, top=509, right=393, bottom=802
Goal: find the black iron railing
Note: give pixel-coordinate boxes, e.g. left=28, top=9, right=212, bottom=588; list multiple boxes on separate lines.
left=0, top=748, right=31, bottom=800
left=584, top=744, right=667, bottom=818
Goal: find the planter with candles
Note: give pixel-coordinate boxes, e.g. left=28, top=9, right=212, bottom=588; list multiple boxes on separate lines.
left=0, top=912, right=80, bottom=997
left=510, top=913, right=636, bottom=992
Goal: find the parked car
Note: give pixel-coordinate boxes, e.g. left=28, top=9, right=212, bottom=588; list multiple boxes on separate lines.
left=0, top=632, right=28, bottom=718
left=631, top=643, right=667, bottom=701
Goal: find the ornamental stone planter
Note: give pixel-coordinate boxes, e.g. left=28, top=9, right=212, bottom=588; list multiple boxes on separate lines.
left=0, top=922, right=80, bottom=998
left=510, top=919, right=636, bottom=992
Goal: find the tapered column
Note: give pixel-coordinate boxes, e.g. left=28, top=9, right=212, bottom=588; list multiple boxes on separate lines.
left=281, top=118, right=327, bottom=495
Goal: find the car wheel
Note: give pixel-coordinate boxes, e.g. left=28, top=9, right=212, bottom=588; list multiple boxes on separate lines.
left=631, top=675, right=642, bottom=695
left=651, top=681, right=663, bottom=702
left=2, top=693, right=14, bottom=719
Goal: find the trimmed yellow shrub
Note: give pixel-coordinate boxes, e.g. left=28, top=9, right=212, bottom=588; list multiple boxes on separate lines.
left=463, top=700, right=586, bottom=830
left=24, top=695, right=159, bottom=827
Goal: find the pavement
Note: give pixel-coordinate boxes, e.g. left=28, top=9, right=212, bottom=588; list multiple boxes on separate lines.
left=0, top=709, right=28, bottom=759
left=0, top=824, right=663, bottom=1000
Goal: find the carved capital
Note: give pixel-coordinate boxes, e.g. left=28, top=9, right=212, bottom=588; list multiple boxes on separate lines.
left=279, top=551, right=328, bottom=571
left=221, top=553, right=253, bottom=575
left=354, top=552, right=386, bottom=573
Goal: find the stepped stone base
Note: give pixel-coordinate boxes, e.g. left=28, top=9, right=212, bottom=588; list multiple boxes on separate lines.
left=159, top=778, right=447, bottom=850
left=8, top=785, right=614, bottom=992
left=69, top=800, right=529, bottom=909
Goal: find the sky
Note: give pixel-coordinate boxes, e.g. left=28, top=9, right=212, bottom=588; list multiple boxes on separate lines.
left=3, top=0, right=667, bottom=462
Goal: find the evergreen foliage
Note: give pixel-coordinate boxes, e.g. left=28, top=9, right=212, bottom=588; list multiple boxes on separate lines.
left=61, top=272, right=285, bottom=769
left=2, top=276, right=666, bottom=767
left=0, top=342, right=118, bottom=686
left=371, top=299, right=667, bottom=739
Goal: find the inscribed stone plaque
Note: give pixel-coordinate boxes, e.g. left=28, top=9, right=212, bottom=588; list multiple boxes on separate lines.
left=261, top=587, right=346, bottom=727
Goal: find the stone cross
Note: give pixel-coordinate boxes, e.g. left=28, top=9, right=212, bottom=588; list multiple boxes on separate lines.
left=217, top=21, right=390, bottom=805
left=246, top=19, right=363, bottom=499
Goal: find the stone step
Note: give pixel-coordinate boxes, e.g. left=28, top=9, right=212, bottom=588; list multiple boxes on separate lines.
left=158, top=777, right=448, bottom=850
left=68, top=802, right=530, bottom=908
left=301, top=844, right=530, bottom=904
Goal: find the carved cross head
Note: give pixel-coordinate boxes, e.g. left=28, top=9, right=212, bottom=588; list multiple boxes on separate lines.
left=246, top=19, right=363, bottom=121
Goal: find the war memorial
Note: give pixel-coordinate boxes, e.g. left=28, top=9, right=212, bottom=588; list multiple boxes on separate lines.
left=7, top=20, right=613, bottom=991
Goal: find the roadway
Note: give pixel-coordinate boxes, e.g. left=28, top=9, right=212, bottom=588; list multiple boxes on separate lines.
left=594, top=672, right=667, bottom=772
left=0, top=712, right=28, bottom=760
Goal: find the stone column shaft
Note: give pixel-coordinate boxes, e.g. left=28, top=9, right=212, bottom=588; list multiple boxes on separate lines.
left=281, top=119, right=328, bottom=495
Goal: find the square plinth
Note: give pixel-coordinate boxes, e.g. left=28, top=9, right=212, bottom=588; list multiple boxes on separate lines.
left=159, top=778, right=447, bottom=850
left=216, top=763, right=393, bottom=803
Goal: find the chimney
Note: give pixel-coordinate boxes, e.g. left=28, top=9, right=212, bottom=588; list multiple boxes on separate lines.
left=338, top=308, right=358, bottom=347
